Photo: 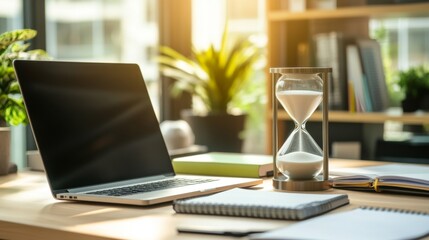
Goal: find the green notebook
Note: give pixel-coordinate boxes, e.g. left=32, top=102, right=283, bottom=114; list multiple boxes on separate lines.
left=172, top=152, right=273, bottom=178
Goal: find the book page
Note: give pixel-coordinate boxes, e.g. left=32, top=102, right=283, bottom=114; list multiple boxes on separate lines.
left=251, top=207, right=429, bottom=240
left=378, top=173, right=429, bottom=188
left=331, top=163, right=429, bottom=176
left=331, top=164, right=429, bottom=191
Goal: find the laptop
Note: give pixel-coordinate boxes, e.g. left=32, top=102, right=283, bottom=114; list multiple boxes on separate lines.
left=13, top=60, right=262, bottom=206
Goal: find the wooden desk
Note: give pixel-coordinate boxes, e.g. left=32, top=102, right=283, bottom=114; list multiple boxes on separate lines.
left=1, top=159, right=428, bottom=240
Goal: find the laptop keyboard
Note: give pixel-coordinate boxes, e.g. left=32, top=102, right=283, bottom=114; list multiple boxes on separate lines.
left=87, top=178, right=217, bottom=196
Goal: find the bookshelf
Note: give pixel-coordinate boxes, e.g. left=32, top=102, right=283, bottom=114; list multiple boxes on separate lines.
left=265, top=1, right=429, bottom=155
left=278, top=110, right=429, bottom=125
left=268, top=2, right=429, bottom=21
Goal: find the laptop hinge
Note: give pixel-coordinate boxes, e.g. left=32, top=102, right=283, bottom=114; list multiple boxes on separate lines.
left=66, top=174, right=174, bottom=193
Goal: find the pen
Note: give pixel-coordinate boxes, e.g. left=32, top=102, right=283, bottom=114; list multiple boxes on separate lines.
left=177, top=227, right=265, bottom=237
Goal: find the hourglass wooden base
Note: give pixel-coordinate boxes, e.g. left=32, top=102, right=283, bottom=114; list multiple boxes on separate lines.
left=273, top=175, right=331, bottom=191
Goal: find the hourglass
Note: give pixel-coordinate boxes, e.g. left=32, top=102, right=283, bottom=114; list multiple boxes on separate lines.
left=271, top=67, right=331, bottom=191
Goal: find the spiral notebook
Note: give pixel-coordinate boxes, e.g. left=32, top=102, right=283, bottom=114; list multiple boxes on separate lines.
left=173, top=188, right=349, bottom=220
left=250, top=207, right=429, bottom=240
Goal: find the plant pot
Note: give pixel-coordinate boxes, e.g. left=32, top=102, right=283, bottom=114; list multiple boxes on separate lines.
left=181, top=110, right=246, bottom=153
left=0, top=127, right=11, bottom=175
left=401, top=95, right=421, bottom=113
left=420, top=94, right=429, bottom=111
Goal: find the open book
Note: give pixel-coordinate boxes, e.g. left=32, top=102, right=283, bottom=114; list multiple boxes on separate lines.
left=331, top=164, right=429, bottom=195
left=173, top=188, right=349, bottom=220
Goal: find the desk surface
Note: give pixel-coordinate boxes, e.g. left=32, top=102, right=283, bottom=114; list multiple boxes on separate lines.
left=1, top=159, right=428, bottom=240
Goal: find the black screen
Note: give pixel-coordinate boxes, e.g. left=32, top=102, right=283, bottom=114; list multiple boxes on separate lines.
left=14, top=60, right=174, bottom=193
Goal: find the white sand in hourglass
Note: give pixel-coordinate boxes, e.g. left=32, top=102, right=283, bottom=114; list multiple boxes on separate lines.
left=276, top=90, right=322, bottom=124
left=276, top=90, right=323, bottom=180
left=277, top=152, right=323, bottom=179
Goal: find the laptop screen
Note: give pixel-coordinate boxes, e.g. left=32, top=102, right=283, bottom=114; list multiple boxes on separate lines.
left=14, top=60, right=174, bottom=193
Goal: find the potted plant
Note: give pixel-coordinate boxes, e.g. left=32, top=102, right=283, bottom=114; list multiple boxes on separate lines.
left=0, top=29, right=49, bottom=175
left=158, top=28, right=263, bottom=152
left=397, top=66, right=429, bottom=112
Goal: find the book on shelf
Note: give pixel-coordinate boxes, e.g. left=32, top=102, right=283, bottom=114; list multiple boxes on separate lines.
left=344, top=38, right=390, bottom=112
left=172, top=152, right=273, bottom=178
left=250, top=206, right=429, bottom=240
left=356, top=39, right=390, bottom=112
left=347, top=78, right=356, bottom=112
left=331, top=163, right=429, bottom=195
left=346, top=44, right=372, bottom=112
left=313, top=32, right=349, bottom=111
left=173, top=188, right=349, bottom=220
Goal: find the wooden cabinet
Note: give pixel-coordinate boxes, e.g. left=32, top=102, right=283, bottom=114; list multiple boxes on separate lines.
left=265, top=1, right=429, bottom=156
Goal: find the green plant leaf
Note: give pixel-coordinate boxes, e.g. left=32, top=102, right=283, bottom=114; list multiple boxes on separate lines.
left=397, top=65, right=429, bottom=98
left=0, top=29, right=37, bottom=56
left=0, top=28, right=49, bottom=126
left=157, top=26, right=264, bottom=114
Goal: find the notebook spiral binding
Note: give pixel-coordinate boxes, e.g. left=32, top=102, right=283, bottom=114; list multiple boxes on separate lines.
left=360, top=206, right=429, bottom=216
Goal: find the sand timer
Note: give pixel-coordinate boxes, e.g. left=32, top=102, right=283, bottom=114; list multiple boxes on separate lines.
left=271, top=67, right=331, bottom=191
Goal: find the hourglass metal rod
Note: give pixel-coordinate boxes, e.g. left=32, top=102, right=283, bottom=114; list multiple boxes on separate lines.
left=322, top=71, right=329, bottom=181
left=272, top=71, right=278, bottom=178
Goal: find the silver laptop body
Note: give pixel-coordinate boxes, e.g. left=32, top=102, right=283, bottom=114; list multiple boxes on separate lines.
left=14, top=60, right=262, bottom=206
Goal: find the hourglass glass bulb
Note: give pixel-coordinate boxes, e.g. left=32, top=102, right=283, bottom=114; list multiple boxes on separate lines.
left=275, top=73, right=324, bottom=180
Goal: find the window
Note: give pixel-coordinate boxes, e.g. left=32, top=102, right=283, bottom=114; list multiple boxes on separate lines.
left=192, top=0, right=265, bottom=48
left=2, top=0, right=160, bottom=169
left=371, top=17, right=429, bottom=105
left=0, top=0, right=25, bottom=169
left=45, top=0, right=160, bottom=114
left=371, top=17, right=429, bottom=138
left=0, top=0, right=23, bottom=31
left=191, top=0, right=267, bottom=154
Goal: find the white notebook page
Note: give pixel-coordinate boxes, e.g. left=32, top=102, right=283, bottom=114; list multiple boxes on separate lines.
left=251, top=207, right=429, bottom=240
